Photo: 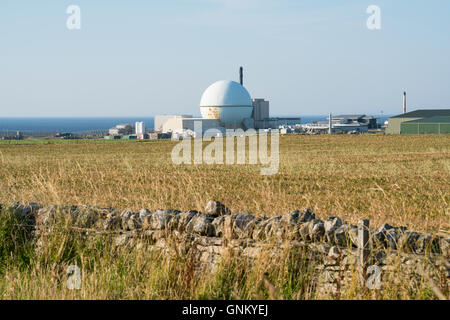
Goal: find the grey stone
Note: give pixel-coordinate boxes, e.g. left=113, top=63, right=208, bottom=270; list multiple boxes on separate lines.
left=281, top=210, right=300, bottom=225
left=298, top=208, right=316, bottom=223
left=298, top=220, right=312, bottom=241
left=372, top=223, right=395, bottom=247
left=385, top=228, right=399, bottom=249
left=334, top=224, right=351, bottom=247
left=415, top=233, right=440, bottom=254
left=348, top=225, right=359, bottom=247
left=185, top=213, right=215, bottom=236
left=224, top=212, right=256, bottom=239
left=120, top=210, right=133, bottom=230
left=263, top=216, right=283, bottom=239
left=139, top=209, right=151, bottom=220
left=177, top=211, right=199, bottom=232
left=65, top=205, right=100, bottom=228
left=308, top=219, right=325, bottom=241
left=324, top=217, right=343, bottom=243
left=150, top=209, right=178, bottom=230
left=127, top=213, right=142, bottom=230
left=103, top=214, right=120, bottom=230
left=212, top=216, right=226, bottom=237
left=205, top=200, right=231, bottom=217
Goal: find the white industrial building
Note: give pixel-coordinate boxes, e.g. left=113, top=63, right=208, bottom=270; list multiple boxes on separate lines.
left=154, top=115, right=193, bottom=132
left=301, top=114, right=370, bottom=134
left=135, top=122, right=146, bottom=139
left=155, top=68, right=301, bottom=135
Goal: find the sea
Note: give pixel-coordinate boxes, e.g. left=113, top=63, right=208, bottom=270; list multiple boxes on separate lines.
left=0, top=115, right=391, bottom=135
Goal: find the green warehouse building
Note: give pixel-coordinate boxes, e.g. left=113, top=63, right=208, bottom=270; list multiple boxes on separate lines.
left=386, top=109, right=450, bottom=134
left=400, top=116, right=450, bottom=134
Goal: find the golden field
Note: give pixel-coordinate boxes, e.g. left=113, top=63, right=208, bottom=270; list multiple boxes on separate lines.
left=0, top=134, right=449, bottom=300
left=0, top=134, right=448, bottom=232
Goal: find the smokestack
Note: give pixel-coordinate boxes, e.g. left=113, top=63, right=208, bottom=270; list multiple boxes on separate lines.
left=329, top=113, right=333, bottom=135
left=240, top=66, right=243, bottom=86
left=403, top=92, right=407, bottom=114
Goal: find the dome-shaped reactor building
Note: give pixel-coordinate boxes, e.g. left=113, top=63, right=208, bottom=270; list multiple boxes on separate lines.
left=154, top=67, right=301, bottom=135
left=200, top=80, right=254, bottom=127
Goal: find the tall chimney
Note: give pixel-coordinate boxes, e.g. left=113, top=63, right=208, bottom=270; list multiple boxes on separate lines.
left=329, top=113, right=333, bottom=135
left=403, top=92, right=407, bottom=114
left=240, top=66, right=243, bottom=86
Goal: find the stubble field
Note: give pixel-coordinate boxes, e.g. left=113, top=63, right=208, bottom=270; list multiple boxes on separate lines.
left=0, top=134, right=448, bottom=232
left=0, top=134, right=449, bottom=300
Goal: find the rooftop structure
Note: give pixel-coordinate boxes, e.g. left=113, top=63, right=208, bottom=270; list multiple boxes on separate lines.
left=386, top=109, right=450, bottom=134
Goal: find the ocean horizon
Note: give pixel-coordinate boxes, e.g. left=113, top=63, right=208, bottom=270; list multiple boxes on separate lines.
left=0, top=115, right=391, bottom=134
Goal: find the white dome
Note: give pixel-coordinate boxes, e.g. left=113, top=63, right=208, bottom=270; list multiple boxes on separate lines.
left=200, top=80, right=252, bottom=107
left=200, top=80, right=253, bottom=126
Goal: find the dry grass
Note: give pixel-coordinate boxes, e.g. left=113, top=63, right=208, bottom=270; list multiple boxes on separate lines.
left=0, top=134, right=448, bottom=232
left=0, top=134, right=449, bottom=300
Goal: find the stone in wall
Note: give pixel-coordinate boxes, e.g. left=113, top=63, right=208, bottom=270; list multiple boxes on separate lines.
left=324, top=216, right=342, bottom=244
left=205, top=200, right=231, bottom=217
left=2, top=199, right=449, bottom=296
left=185, top=213, right=216, bottom=237
left=223, top=212, right=257, bottom=239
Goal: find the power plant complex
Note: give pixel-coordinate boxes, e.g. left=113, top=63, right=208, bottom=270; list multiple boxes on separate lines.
left=100, top=69, right=450, bottom=140
left=155, top=67, right=301, bottom=136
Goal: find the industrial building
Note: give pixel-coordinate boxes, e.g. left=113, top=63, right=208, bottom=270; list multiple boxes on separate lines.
left=385, top=91, right=450, bottom=134
left=332, top=115, right=377, bottom=129
left=400, top=116, right=450, bottom=134
left=155, top=67, right=301, bottom=135
left=154, top=115, right=193, bottom=132
left=301, top=114, right=373, bottom=134
left=105, top=122, right=149, bottom=140
left=386, top=109, right=450, bottom=134
left=135, top=122, right=146, bottom=139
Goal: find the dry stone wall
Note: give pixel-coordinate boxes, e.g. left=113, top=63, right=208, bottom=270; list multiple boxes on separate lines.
left=3, top=200, right=449, bottom=297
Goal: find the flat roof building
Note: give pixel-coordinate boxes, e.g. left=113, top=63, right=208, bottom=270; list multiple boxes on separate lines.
left=333, top=114, right=377, bottom=129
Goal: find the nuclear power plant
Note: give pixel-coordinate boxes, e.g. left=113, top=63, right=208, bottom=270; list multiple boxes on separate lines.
left=155, top=67, right=301, bottom=135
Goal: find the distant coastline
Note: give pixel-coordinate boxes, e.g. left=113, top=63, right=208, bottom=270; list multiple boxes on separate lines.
left=0, top=115, right=392, bottom=134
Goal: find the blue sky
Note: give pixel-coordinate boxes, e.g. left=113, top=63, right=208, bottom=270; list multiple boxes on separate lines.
left=1, top=0, right=449, bottom=117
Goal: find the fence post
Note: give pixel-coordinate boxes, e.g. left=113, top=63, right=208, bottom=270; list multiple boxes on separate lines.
left=358, top=219, right=370, bottom=285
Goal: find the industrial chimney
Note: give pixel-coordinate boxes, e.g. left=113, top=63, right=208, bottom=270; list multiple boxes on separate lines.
left=328, top=113, right=333, bottom=135
left=239, top=67, right=243, bottom=86
left=403, top=92, right=407, bottom=114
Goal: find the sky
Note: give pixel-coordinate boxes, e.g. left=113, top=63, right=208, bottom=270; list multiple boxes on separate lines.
left=1, top=0, right=449, bottom=117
